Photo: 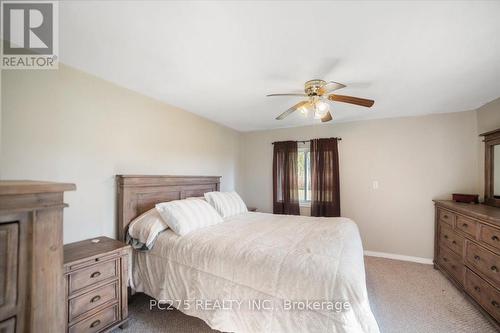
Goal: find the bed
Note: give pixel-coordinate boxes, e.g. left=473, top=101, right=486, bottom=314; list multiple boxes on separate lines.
left=116, top=175, right=379, bottom=333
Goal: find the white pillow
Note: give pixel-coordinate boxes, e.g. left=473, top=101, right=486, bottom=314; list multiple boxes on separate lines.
left=204, top=191, right=248, bottom=218
left=127, top=208, right=168, bottom=250
left=155, top=199, right=223, bottom=236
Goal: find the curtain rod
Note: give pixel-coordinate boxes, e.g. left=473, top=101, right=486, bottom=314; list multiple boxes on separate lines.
left=272, top=137, right=342, bottom=144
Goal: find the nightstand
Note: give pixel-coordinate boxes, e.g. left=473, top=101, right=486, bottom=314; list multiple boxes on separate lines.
left=63, top=236, right=130, bottom=332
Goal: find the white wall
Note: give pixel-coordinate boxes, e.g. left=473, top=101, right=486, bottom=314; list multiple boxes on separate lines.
left=0, top=65, right=241, bottom=243
left=239, top=111, right=480, bottom=259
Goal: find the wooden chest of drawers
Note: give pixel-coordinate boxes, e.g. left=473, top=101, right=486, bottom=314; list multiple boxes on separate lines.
left=0, top=181, right=75, bottom=333
left=64, top=237, right=130, bottom=332
left=434, top=200, right=500, bottom=327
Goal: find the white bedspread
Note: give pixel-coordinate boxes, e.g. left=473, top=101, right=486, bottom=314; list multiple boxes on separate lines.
left=131, top=212, right=380, bottom=333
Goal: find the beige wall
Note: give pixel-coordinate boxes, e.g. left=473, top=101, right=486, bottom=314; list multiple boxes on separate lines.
left=240, top=111, right=480, bottom=259
left=476, top=98, right=500, bottom=134
left=0, top=65, right=241, bottom=243
left=1, top=62, right=498, bottom=258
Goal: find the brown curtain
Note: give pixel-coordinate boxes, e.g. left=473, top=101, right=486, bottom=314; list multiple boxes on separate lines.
left=310, top=138, right=340, bottom=217
left=273, top=141, right=300, bottom=215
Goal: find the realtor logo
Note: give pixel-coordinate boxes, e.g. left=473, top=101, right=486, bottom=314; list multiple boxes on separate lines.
left=1, top=1, right=58, bottom=69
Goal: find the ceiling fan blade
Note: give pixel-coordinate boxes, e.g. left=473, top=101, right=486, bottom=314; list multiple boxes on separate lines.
left=320, top=81, right=346, bottom=94
left=276, top=101, right=309, bottom=120
left=321, top=111, right=333, bottom=122
left=267, top=93, right=307, bottom=97
left=328, top=94, right=374, bottom=107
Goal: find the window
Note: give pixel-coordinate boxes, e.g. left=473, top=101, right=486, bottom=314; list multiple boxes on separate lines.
left=298, top=143, right=311, bottom=204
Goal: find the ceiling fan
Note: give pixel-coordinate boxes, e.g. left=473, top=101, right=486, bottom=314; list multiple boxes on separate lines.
left=267, top=79, right=374, bottom=122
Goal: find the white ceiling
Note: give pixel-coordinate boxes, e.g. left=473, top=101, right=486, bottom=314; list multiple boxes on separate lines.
left=60, top=1, right=500, bottom=132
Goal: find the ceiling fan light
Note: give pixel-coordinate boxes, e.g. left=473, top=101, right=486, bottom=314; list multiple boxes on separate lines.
left=300, top=107, right=309, bottom=117
left=314, top=111, right=325, bottom=119
left=316, top=100, right=329, bottom=112
left=314, top=100, right=329, bottom=119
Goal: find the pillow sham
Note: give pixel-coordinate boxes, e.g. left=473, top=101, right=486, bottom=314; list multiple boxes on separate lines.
left=155, top=199, right=223, bottom=236
left=204, top=191, right=248, bottom=218
left=126, top=208, right=168, bottom=250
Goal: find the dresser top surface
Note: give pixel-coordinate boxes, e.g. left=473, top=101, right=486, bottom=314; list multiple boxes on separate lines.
left=0, top=180, right=76, bottom=195
left=64, top=236, right=130, bottom=266
left=434, top=200, right=500, bottom=224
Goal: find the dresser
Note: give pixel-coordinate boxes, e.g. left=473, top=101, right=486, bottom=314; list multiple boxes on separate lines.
left=434, top=200, right=500, bottom=327
left=0, top=180, right=75, bottom=332
left=64, top=236, right=130, bottom=332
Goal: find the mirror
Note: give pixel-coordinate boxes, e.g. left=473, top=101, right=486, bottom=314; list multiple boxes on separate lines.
left=481, top=128, right=500, bottom=207
left=495, top=145, right=500, bottom=198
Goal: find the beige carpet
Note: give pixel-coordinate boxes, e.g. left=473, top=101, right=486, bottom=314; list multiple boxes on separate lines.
left=116, top=256, right=497, bottom=332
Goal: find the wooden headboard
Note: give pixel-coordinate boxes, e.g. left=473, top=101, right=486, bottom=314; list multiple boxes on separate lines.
left=116, top=175, right=221, bottom=241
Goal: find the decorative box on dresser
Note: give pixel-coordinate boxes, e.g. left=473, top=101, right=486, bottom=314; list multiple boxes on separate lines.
left=0, top=180, right=75, bottom=333
left=434, top=200, right=500, bottom=328
left=64, top=236, right=130, bottom=333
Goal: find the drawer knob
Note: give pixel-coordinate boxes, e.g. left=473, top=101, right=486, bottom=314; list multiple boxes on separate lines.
left=492, top=235, right=499, bottom=242
left=90, top=295, right=101, bottom=303
left=492, top=301, right=500, bottom=308
left=90, top=320, right=101, bottom=328
left=452, top=240, right=457, bottom=245
left=451, top=264, right=456, bottom=269
left=443, top=215, right=448, bottom=219
left=90, top=271, right=101, bottom=278
left=462, top=223, right=468, bottom=228
left=474, top=286, right=481, bottom=292
left=442, top=257, right=448, bottom=262
left=474, top=255, right=480, bottom=261
left=491, top=266, right=498, bottom=272
left=444, top=235, right=449, bottom=239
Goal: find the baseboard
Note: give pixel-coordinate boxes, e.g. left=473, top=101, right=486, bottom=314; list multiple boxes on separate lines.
left=364, top=250, right=433, bottom=265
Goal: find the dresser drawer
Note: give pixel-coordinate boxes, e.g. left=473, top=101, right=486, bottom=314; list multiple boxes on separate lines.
left=439, top=224, right=464, bottom=256
left=465, top=241, right=500, bottom=285
left=0, top=317, right=16, bottom=333
left=66, top=252, right=122, bottom=272
left=0, top=223, right=18, bottom=318
left=456, top=215, right=478, bottom=238
left=480, top=224, right=500, bottom=252
left=465, top=268, right=500, bottom=321
left=68, top=304, right=118, bottom=333
left=438, top=246, right=464, bottom=284
left=68, top=260, right=118, bottom=294
left=69, top=281, right=118, bottom=322
left=438, top=208, right=455, bottom=227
